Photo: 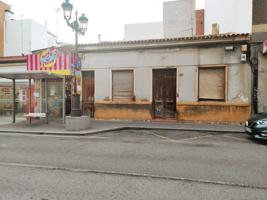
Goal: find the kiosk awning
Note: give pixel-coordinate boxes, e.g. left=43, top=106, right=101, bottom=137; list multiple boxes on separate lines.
left=0, top=71, right=63, bottom=80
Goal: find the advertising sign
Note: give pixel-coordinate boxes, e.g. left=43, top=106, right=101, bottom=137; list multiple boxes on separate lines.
left=40, top=47, right=58, bottom=68
left=27, top=47, right=73, bottom=75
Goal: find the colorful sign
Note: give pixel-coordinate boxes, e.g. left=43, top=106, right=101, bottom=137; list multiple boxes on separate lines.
left=263, top=39, right=267, bottom=55
left=26, top=47, right=76, bottom=76
left=40, top=47, right=58, bottom=68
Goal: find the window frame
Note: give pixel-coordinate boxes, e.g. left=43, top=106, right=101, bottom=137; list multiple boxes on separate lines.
left=112, top=69, right=134, bottom=102
left=198, top=65, right=227, bottom=102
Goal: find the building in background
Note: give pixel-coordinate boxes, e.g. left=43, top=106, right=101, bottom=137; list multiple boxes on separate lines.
left=124, top=0, right=197, bottom=40
left=124, top=0, right=253, bottom=40
left=4, top=17, right=57, bottom=56
left=0, top=1, right=57, bottom=57
left=204, top=0, right=252, bottom=34
left=0, top=1, right=10, bottom=56
left=0, top=1, right=58, bottom=119
left=124, top=22, right=163, bottom=41
left=163, top=0, right=196, bottom=38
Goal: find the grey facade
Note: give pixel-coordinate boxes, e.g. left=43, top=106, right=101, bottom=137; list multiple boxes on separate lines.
left=258, top=53, right=267, bottom=112
left=250, top=0, right=267, bottom=113
left=79, top=34, right=251, bottom=123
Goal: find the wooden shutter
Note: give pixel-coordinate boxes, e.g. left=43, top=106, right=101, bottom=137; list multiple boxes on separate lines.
left=112, top=70, right=133, bottom=101
left=199, top=67, right=225, bottom=100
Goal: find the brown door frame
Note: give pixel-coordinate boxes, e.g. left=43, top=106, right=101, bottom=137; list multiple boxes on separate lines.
left=152, top=68, right=177, bottom=119
left=82, top=71, right=95, bottom=117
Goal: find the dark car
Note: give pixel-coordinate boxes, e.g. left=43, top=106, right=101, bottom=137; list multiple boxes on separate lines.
left=245, top=112, right=267, bottom=140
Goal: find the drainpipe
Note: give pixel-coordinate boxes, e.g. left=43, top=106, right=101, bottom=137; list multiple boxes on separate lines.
left=249, top=44, right=259, bottom=114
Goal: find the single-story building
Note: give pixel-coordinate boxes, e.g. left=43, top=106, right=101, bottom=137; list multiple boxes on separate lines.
left=79, top=33, right=252, bottom=123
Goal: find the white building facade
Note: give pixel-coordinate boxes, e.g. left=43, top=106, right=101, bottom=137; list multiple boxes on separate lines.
left=124, top=22, right=163, bottom=41
left=4, top=14, right=57, bottom=56
left=80, top=34, right=252, bottom=123
left=123, top=0, right=196, bottom=41
left=163, top=0, right=196, bottom=38
left=204, top=0, right=252, bottom=34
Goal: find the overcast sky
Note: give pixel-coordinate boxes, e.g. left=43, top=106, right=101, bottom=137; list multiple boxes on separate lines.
left=5, top=0, right=205, bottom=44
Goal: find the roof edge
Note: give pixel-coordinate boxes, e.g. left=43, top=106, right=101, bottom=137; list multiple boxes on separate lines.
left=0, top=56, right=27, bottom=63
left=79, top=33, right=251, bottom=52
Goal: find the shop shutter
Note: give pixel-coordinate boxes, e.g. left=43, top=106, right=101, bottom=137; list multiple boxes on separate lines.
left=199, top=67, right=225, bottom=100
left=112, top=70, right=133, bottom=101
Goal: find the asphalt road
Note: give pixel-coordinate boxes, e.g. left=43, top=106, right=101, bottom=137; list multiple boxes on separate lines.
left=0, top=129, right=266, bottom=199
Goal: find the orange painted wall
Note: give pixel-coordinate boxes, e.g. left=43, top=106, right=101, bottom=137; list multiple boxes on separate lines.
left=94, top=101, right=152, bottom=121
left=93, top=101, right=250, bottom=123
left=176, top=102, right=251, bottom=123
left=0, top=1, right=10, bottom=56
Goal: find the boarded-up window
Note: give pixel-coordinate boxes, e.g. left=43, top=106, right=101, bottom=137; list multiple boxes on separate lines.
left=112, top=70, right=133, bottom=101
left=198, top=67, right=225, bottom=101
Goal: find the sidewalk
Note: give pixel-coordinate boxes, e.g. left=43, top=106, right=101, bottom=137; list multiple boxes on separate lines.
left=0, top=118, right=244, bottom=136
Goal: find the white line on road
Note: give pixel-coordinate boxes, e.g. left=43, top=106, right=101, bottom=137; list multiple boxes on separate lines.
left=142, top=130, right=192, bottom=143
left=221, top=135, right=249, bottom=142
left=146, top=130, right=216, bottom=143
left=0, top=161, right=266, bottom=190
left=178, top=134, right=216, bottom=142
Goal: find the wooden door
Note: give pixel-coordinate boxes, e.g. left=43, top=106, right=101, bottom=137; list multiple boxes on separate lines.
left=153, top=68, right=177, bottom=119
left=82, top=71, right=95, bottom=117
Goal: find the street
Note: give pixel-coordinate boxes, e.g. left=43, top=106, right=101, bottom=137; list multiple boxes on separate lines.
left=0, top=129, right=266, bottom=199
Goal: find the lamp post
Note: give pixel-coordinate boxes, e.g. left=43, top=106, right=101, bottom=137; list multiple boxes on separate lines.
left=61, top=0, right=88, bottom=117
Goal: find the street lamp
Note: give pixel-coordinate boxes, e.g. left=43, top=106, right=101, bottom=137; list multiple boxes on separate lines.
left=61, top=0, right=88, bottom=117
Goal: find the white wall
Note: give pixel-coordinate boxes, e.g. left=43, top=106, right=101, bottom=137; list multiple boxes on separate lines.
left=134, top=68, right=152, bottom=100
left=124, top=22, right=163, bottom=40
left=4, top=19, right=57, bottom=56
left=123, top=0, right=196, bottom=40
left=95, top=69, right=110, bottom=101
left=4, top=19, right=31, bottom=56
left=178, top=66, right=198, bottom=102
left=163, top=0, right=196, bottom=38
left=204, top=0, right=252, bottom=34
left=30, top=20, right=50, bottom=52
left=47, top=33, right=57, bottom=47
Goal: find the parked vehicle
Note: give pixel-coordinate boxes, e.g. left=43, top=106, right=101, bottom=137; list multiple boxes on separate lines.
left=245, top=112, right=267, bottom=140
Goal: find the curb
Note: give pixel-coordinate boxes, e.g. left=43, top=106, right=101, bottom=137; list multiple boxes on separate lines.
left=0, top=125, right=244, bottom=136
left=123, top=126, right=244, bottom=133
left=0, top=127, right=125, bottom=136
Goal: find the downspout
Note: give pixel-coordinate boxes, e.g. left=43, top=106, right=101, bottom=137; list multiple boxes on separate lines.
left=249, top=44, right=259, bottom=114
